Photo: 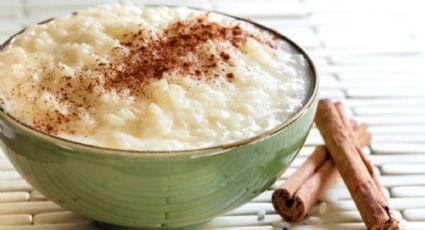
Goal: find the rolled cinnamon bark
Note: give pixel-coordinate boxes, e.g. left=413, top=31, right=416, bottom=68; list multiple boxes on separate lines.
left=335, top=102, right=386, bottom=200
left=315, top=99, right=398, bottom=230
left=272, top=120, right=369, bottom=222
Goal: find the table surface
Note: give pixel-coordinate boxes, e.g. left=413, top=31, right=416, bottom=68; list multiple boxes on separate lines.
left=1, top=0, right=425, bottom=229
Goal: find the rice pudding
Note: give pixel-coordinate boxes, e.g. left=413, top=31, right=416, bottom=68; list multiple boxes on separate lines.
left=0, top=3, right=311, bottom=151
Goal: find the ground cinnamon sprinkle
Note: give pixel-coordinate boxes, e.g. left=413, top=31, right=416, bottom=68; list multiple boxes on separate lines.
left=100, top=15, right=259, bottom=93
left=23, top=14, right=274, bottom=134
left=226, top=73, right=234, bottom=81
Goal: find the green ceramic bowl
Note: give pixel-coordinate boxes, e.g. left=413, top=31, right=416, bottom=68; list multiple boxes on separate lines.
left=0, top=8, right=318, bottom=230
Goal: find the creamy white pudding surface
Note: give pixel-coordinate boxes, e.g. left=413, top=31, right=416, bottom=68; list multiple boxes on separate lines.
left=0, top=3, right=311, bottom=151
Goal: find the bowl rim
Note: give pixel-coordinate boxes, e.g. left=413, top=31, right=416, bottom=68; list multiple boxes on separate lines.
left=0, top=5, right=318, bottom=157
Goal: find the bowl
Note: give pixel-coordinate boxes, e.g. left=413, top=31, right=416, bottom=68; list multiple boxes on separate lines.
left=0, top=6, right=318, bottom=230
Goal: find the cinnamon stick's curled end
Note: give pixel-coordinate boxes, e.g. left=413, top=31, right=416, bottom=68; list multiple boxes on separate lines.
left=371, top=217, right=399, bottom=230
left=380, top=219, right=400, bottom=230
left=272, top=188, right=306, bottom=222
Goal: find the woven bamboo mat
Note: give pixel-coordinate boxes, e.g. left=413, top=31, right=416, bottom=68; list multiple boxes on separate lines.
left=1, top=0, right=425, bottom=229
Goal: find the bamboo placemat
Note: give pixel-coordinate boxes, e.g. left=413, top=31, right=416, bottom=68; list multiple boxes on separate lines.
left=1, top=0, right=425, bottom=229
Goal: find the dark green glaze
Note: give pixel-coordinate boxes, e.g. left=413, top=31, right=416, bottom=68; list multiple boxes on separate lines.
left=0, top=7, right=318, bottom=229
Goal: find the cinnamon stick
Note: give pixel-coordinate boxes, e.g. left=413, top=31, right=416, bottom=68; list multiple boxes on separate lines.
left=315, top=99, right=398, bottom=230
left=272, top=121, right=369, bottom=222
left=335, top=102, right=386, bottom=200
